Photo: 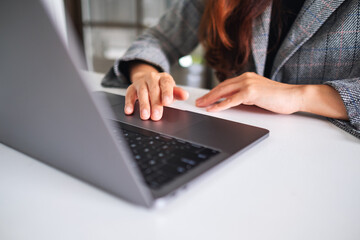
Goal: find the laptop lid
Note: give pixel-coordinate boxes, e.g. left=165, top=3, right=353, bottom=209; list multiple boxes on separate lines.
left=0, top=0, right=154, bottom=207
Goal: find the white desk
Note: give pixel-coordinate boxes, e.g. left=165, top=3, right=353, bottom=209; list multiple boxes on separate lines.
left=1, top=72, right=359, bottom=240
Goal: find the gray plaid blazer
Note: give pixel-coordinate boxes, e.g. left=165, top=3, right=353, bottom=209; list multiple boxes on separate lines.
left=113, top=0, right=360, bottom=138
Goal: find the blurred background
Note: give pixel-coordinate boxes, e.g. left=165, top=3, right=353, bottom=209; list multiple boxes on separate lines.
left=48, top=0, right=217, bottom=89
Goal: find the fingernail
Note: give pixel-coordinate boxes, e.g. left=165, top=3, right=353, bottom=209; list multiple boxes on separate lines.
left=196, top=99, right=203, bottom=106
left=184, top=91, right=189, bottom=100
left=153, top=109, right=160, bottom=118
left=125, top=105, right=132, bottom=114
left=142, top=109, right=149, bottom=119
left=207, top=106, right=215, bottom=112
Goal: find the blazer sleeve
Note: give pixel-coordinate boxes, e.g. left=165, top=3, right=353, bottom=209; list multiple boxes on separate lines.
left=325, top=79, right=360, bottom=138
left=112, top=0, right=205, bottom=83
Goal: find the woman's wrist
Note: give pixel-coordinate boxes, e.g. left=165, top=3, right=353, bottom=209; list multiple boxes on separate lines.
left=297, top=84, right=348, bottom=120
left=129, top=61, right=159, bottom=83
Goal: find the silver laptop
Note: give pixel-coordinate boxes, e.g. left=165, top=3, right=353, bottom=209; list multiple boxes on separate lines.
left=0, top=0, right=269, bottom=207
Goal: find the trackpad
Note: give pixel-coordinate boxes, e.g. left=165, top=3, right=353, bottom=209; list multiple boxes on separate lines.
left=97, top=92, right=205, bottom=135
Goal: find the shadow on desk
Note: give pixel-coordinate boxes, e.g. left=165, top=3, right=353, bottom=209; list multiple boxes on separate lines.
left=232, top=104, right=327, bottom=121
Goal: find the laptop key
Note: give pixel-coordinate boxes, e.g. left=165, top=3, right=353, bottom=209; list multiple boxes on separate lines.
left=113, top=121, right=221, bottom=189
left=180, top=158, right=197, bottom=166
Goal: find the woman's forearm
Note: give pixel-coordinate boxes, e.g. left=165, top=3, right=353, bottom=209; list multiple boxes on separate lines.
left=298, top=85, right=349, bottom=120
left=195, top=72, right=349, bottom=120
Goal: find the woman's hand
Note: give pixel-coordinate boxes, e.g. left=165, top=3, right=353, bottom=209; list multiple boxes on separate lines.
left=196, top=72, right=302, bottom=114
left=124, top=62, right=189, bottom=121
left=195, top=72, right=348, bottom=120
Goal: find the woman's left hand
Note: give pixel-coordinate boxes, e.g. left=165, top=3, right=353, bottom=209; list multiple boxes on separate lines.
left=195, top=72, right=303, bottom=114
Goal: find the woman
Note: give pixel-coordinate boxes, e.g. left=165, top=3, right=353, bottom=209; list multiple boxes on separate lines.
left=106, top=0, right=360, bottom=138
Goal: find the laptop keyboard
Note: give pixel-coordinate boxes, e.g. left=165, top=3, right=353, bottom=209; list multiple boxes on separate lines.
left=113, top=121, right=220, bottom=189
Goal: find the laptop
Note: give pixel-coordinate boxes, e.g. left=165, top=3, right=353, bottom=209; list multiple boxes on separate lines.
left=0, top=0, right=269, bottom=207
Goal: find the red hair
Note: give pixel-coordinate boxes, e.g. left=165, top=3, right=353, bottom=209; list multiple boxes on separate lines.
left=199, top=0, right=273, bottom=81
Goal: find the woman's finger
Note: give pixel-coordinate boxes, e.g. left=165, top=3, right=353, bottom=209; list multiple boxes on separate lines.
left=159, top=73, right=175, bottom=105
left=206, top=92, right=246, bottom=112
left=147, top=75, right=163, bottom=121
left=136, top=83, right=151, bottom=120
left=173, top=86, right=189, bottom=100
left=196, top=82, right=239, bottom=107
left=124, top=85, right=137, bottom=115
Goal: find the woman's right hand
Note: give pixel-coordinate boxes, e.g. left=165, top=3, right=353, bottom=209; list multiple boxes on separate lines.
left=124, top=62, right=189, bottom=121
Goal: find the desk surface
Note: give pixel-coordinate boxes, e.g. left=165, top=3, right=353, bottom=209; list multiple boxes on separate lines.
left=1, top=72, right=359, bottom=240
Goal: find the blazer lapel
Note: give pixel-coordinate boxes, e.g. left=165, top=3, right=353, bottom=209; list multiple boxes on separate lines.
left=271, top=0, right=346, bottom=79
left=251, top=4, right=272, bottom=76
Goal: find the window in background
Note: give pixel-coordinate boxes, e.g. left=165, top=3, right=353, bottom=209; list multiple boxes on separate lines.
left=80, top=0, right=216, bottom=89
